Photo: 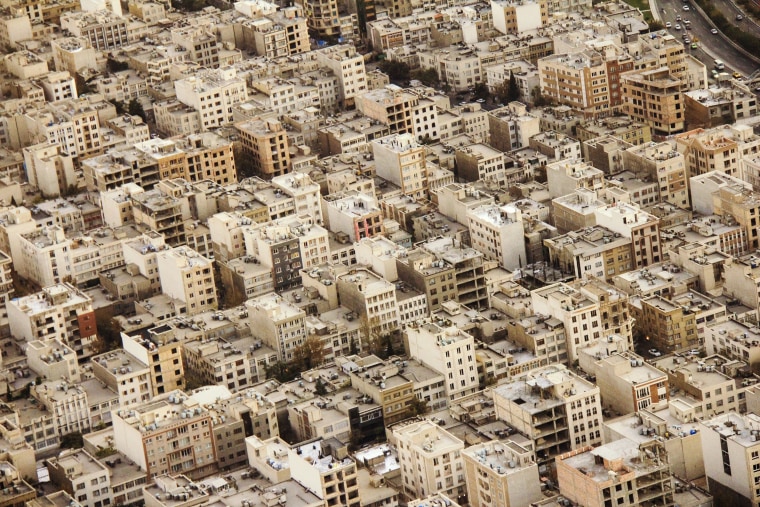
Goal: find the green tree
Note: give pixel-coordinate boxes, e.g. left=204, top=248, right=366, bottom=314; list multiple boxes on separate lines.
left=60, top=432, right=84, bottom=449
left=411, top=67, right=440, bottom=87
left=409, top=397, right=429, bottom=416
left=293, top=335, right=326, bottom=371
left=128, top=99, right=146, bottom=121
left=315, top=377, right=328, bottom=396
left=507, top=71, right=520, bottom=102
left=473, top=82, right=490, bottom=101
left=378, top=59, right=411, bottom=82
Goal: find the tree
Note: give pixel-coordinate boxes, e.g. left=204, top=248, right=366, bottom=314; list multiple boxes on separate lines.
left=128, top=99, right=146, bottom=121
left=60, top=432, right=84, bottom=449
left=378, top=59, right=411, bottom=83
left=106, top=57, right=130, bottom=73
left=409, top=397, right=429, bottom=416
left=315, top=377, right=328, bottom=396
left=359, top=315, right=385, bottom=356
left=473, top=82, right=490, bottom=101
left=293, top=335, right=326, bottom=371
left=531, top=86, right=552, bottom=107
left=507, top=71, right=520, bottom=103
left=411, top=67, right=440, bottom=87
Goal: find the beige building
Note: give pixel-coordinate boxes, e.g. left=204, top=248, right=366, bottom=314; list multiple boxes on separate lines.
left=174, top=68, right=247, bottom=131
left=621, top=67, right=685, bottom=137
left=595, top=202, right=662, bottom=269
left=462, top=439, right=541, bottom=507
left=8, top=283, right=96, bottom=360
left=371, top=133, right=428, bottom=199
left=492, top=364, right=603, bottom=465
left=676, top=124, right=760, bottom=180
left=121, top=326, right=184, bottom=395
left=60, top=10, right=129, bottom=50
left=467, top=204, right=527, bottom=270
left=390, top=418, right=466, bottom=500
left=236, top=118, right=291, bottom=179
left=544, top=226, right=633, bottom=282
left=557, top=440, right=674, bottom=507
left=699, top=412, right=760, bottom=507
left=157, top=245, right=217, bottom=316
left=246, top=292, right=306, bottom=361
left=491, top=0, right=548, bottom=34
left=622, top=141, right=689, bottom=208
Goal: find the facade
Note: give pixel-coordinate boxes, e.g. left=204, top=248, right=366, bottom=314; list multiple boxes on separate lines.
left=371, top=133, right=428, bottom=199
left=467, top=204, right=527, bottom=270
left=621, top=68, right=685, bottom=137
left=492, top=364, right=603, bottom=464
left=557, top=440, right=674, bottom=507
left=236, top=119, right=292, bottom=179
left=156, top=246, right=217, bottom=316
left=462, top=439, right=541, bottom=507
left=390, top=419, right=466, bottom=500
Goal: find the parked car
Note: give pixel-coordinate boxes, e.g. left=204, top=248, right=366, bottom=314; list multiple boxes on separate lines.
left=737, top=14, right=744, bottom=20
left=666, top=21, right=672, bottom=28
left=649, top=348, right=662, bottom=357
left=683, top=4, right=690, bottom=10
left=711, top=28, right=719, bottom=34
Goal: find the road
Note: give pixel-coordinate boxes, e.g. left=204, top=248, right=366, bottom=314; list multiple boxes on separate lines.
left=709, top=0, right=760, bottom=38
left=656, top=0, right=759, bottom=76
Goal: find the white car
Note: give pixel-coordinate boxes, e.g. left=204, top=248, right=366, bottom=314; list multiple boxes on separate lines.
left=666, top=21, right=672, bottom=28
left=683, top=4, right=690, bottom=10
left=711, top=28, right=719, bottom=34
left=649, top=348, right=662, bottom=357
left=675, top=24, right=681, bottom=30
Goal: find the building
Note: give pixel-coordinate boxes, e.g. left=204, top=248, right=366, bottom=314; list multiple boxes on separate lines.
left=371, top=133, right=428, bottom=199
left=322, top=192, right=383, bottom=242
left=337, top=267, right=399, bottom=336
left=405, top=320, right=479, bottom=402
left=462, top=439, right=541, bottom=507
left=390, top=418, right=466, bottom=500
left=544, top=226, right=632, bottom=282
left=621, top=67, right=685, bottom=137
left=22, top=143, right=77, bottom=198
left=640, top=295, right=698, bottom=353
left=491, top=0, right=548, bottom=34
left=156, top=246, right=217, bottom=316
left=246, top=292, right=306, bottom=361
left=236, top=119, right=291, bottom=179
left=121, top=326, right=185, bottom=395
left=622, top=141, right=689, bottom=208
left=579, top=349, right=668, bottom=414
left=699, top=412, right=760, bottom=507
left=8, top=283, right=96, bottom=359
left=289, top=440, right=360, bottom=507
left=595, top=202, right=662, bottom=269
left=174, top=68, right=247, bottom=131
left=111, top=391, right=217, bottom=480
left=467, top=204, right=527, bottom=270
left=556, top=440, right=674, bottom=507
left=60, top=10, right=129, bottom=50
left=492, top=364, right=603, bottom=464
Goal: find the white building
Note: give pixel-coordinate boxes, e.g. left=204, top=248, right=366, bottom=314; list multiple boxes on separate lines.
left=156, top=245, right=217, bottom=316
left=406, top=320, right=479, bottom=402
left=390, top=419, right=466, bottom=500
left=174, top=67, right=247, bottom=131
left=467, top=204, right=527, bottom=270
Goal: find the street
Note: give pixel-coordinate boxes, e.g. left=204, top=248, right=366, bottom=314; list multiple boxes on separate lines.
left=656, top=0, right=759, bottom=76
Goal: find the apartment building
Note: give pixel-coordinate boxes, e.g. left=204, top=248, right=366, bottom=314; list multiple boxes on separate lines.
left=455, top=143, right=508, bottom=184
left=60, top=10, right=129, bottom=50
left=244, top=221, right=303, bottom=291
left=462, top=439, right=541, bottom=507
left=92, top=349, right=152, bottom=408
left=121, top=326, right=185, bottom=395
left=112, top=391, right=217, bottom=480
left=174, top=68, right=247, bottom=131
left=492, top=364, right=603, bottom=464
left=595, top=202, right=662, bottom=269
left=685, top=85, right=759, bottom=128
left=271, top=173, right=323, bottom=225
left=487, top=103, right=541, bottom=152
left=22, top=143, right=76, bottom=200
left=405, top=320, right=478, bottom=402
left=236, top=118, right=292, bottom=179
left=531, top=283, right=604, bottom=362
left=183, top=335, right=278, bottom=390
left=8, top=283, right=96, bottom=359
left=371, top=133, right=428, bottom=199
left=676, top=124, right=760, bottom=180
left=467, top=204, right=527, bottom=270
left=47, top=450, right=113, bottom=507
left=712, top=186, right=760, bottom=251
left=538, top=51, right=616, bottom=118
left=337, top=267, right=399, bottom=335
left=246, top=292, right=306, bottom=361
left=546, top=159, right=605, bottom=200
left=156, top=246, right=217, bottom=316
left=289, top=440, right=360, bottom=507
left=699, top=412, right=760, bottom=507
left=640, top=295, right=698, bottom=353
left=171, top=26, right=219, bottom=68
left=621, top=67, right=685, bottom=137
left=357, top=86, right=418, bottom=135
left=622, top=141, right=689, bottom=208
left=322, top=192, right=383, bottom=242
left=552, top=188, right=607, bottom=233
left=491, top=0, right=548, bottom=34
left=131, top=188, right=187, bottom=246
left=390, top=418, right=466, bottom=500
left=556, top=440, right=674, bottom=507
left=579, top=349, right=668, bottom=414
left=704, top=319, right=760, bottom=369
left=314, top=45, right=367, bottom=109
left=544, top=226, right=632, bottom=282
left=51, top=37, right=98, bottom=75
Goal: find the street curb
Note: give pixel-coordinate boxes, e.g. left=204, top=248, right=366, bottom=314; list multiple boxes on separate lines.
left=688, top=0, right=760, bottom=65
